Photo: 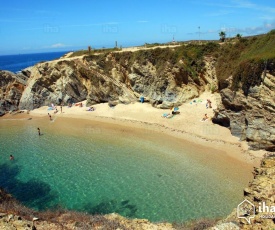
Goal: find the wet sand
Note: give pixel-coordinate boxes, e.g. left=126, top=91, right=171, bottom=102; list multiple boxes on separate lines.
left=3, top=92, right=267, bottom=167
left=0, top=114, right=254, bottom=190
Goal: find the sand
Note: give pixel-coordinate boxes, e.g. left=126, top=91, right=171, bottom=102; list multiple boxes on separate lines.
left=3, top=91, right=267, bottom=167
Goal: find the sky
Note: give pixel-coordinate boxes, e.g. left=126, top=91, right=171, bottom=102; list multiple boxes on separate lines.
left=0, top=0, right=275, bottom=54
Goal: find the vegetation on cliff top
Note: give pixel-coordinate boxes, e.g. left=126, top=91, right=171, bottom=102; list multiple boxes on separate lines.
left=216, top=30, right=275, bottom=94
left=74, top=30, right=275, bottom=95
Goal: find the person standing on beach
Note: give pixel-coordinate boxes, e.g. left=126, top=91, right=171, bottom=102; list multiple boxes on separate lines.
left=37, top=128, right=41, bottom=136
left=60, top=105, right=62, bottom=113
left=208, top=99, right=212, bottom=108
left=48, top=113, right=52, bottom=121
left=206, top=99, right=212, bottom=109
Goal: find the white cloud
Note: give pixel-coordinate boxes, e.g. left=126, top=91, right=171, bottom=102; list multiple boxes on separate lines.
left=137, top=20, right=148, bottom=23
left=43, top=43, right=69, bottom=49
left=51, top=43, right=66, bottom=48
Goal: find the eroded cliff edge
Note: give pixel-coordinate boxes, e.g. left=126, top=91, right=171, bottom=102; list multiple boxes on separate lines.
left=1, top=39, right=274, bottom=151
left=213, top=72, right=275, bottom=151
left=212, top=155, right=275, bottom=230
left=0, top=33, right=275, bottom=229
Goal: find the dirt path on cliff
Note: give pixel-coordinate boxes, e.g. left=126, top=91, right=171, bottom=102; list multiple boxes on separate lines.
left=59, top=44, right=181, bottom=60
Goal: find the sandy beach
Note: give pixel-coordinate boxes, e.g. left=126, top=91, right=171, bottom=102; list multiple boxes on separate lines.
left=3, top=91, right=266, bottom=167
left=1, top=90, right=270, bottom=226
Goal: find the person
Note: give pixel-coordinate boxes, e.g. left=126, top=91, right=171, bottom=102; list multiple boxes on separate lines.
left=54, top=108, right=58, bottom=114
left=37, top=128, right=41, bottom=136
left=206, top=99, right=212, bottom=109
left=208, top=99, right=212, bottom=108
left=60, top=105, right=62, bottom=113
left=48, top=113, right=52, bottom=121
left=87, top=107, right=95, bottom=111
left=202, top=113, right=208, bottom=121
left=10, top=155, right=14, bottom=160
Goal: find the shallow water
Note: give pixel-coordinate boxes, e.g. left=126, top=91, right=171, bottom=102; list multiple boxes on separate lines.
left=0, top=117, right=253, bottom=222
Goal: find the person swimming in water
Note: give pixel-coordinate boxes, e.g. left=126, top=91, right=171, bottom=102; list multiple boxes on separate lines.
left=10, top=155, right=14, bottom=160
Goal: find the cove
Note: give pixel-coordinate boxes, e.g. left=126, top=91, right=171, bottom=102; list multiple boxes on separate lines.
left=0, top=117, right=253, bottom=223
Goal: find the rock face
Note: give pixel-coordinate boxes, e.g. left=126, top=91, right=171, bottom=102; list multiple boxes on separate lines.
left=0, top=70, right=26, bottom=115
left=19, top=60, right=89, bottom=110
left=2, top=49, right=273, bottom=151
left=16, top=51, right=217, bottom=110
left=213, top=73, right=275, bottom=151
left=241, top=156, right=275, bottom=229
left=215, top=156, right=275, bottom=229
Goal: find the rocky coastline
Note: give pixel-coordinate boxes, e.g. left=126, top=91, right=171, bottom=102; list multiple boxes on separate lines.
left=211, top=155, right=275, bottom=230
left=0, top=38, right=275, bottom=229
left=1, top=44, right=274, bottom=151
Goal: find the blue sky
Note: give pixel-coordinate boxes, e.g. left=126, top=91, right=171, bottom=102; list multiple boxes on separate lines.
left=0, top=0, right=275, bottom=54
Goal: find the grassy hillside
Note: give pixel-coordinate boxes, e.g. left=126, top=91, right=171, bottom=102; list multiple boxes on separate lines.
left=215, top=30, right=275, bottom=94
left=76, top=30, right=275, bottom=95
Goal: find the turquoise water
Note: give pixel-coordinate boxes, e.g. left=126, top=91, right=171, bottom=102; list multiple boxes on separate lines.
left=0, top=117, right=252, bottom=223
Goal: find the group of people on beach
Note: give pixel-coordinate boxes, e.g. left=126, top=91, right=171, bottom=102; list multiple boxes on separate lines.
left=47, top=105, right=63, bottom=121
left=201, top=99, right=212, bottom=121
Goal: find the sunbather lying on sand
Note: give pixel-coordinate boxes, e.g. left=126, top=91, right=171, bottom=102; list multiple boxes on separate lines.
left=87, top=107, right=95, bottom=111
left=162, top=113, right=173, bottom=118
left=75, top=102, right=83, bottom=107
left=201, top=113, right=208, bottom=121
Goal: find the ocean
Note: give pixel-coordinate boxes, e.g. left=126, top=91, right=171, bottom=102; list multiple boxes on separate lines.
left=0, top=51, right=69, bottom=73
left=0, top=116, right=253, bottom=223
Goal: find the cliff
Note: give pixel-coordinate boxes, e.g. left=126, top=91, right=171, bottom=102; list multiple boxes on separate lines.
left=1, top=36, right=274, bottom=151
left=0, top=70, right=26, bottom=115
left=15, top=46, right=218, bottom=111
left=213, top=72, right=275, bottom=151
left=0, top=34, right=275, bottom=229
left=213, top=31, right=275, bottom=151
left=212, top=155, right=275, bottom=230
